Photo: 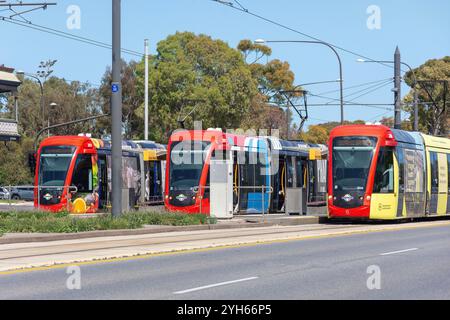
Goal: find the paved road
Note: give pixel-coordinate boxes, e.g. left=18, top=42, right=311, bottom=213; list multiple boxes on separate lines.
left=0, top=224, right=449, bottom=300
left=0, top=202, right=34, bottom=212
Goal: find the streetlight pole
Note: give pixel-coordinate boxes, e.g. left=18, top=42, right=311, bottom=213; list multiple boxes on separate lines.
left=144, top=39, right=149, bottom=140
left=357, top=55, right=419, bottom=131
left=414, top=90, right=419, bottom=132
left=255, top=39, right=344, bottom=124
left=48, top=102, right=57, bottom=137
left=286, top=104, right=290, bottom=139
left=16, top=71, right=44, bottom=130
left=111, top=0, right=123, bottom=217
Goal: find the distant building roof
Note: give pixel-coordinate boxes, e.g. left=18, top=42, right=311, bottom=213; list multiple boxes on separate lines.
left=0, top=65, right=21, bottom=93
left=0, top=119, right=20, bottom=142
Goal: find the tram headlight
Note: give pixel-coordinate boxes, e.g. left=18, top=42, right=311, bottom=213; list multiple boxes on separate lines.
left=363, top=195, right=372, bottom=206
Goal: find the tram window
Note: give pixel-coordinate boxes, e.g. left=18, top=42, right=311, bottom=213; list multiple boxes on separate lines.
left=170, top=141, right=210, bottom=191
left=204, top=171, right=210, bottom=198
left=72, top=155, right=93, bottom=193
left=122, top=156, right=139, bottom=190
left=296, top=159, right=303, bottom=188
left=239, top=151, right=268, bottom=191
left=373, top=147, right=394, bottom=193
left=447, top=154, right=450, bottom=193
left=404, top=149, right=424, bottom=195
left=396, top=148, right=405, bottom=191
left=39, top=146, right=75, bottom=187
left=332, top=136, right=377, bottom=192
left=430, top=152, right=439, bottom=190
left=255, top=161, right=266, bottom=186
left=287, top=159, right=294, bottom=188
left=211, top=150, right=230, bottom=161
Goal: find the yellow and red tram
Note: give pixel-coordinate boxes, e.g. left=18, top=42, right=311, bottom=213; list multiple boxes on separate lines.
left=328, top=125, right=450, bottom=220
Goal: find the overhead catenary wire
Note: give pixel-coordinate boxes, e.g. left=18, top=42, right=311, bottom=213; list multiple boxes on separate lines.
left=345, top=80, right=394, bottom=103
left=307, top=92, right=394, bottom=111
left=307, top=79, right=394, bottom=107
left=338, top=79, right=393, bottom=100
left=311, top=79, right=393, bottom=105
left=210, top=0, right=403, bottom=72
left=215, top=0, right=405, bottom=120
left=0, top=15, right=144, bottom=58
left=316, top=78, right=393, bottom=96
left=368, top=110, right=393, bottom=121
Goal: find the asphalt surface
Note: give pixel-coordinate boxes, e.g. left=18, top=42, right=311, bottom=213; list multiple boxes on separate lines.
left=0, top=224, right=449, bottom=300
left=0, top=202, right=34, bottom=212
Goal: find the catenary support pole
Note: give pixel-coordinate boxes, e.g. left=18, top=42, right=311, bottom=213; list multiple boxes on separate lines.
left=112, top=0, right=122, bottom=217
left=394, top=46, right=402, bottom=129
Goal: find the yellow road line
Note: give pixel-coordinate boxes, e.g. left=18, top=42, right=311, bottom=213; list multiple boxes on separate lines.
left=1, top=221, right=449, bottom=276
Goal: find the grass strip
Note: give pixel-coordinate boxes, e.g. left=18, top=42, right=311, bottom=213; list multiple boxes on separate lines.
left=0, top=211, right=213, bottom=236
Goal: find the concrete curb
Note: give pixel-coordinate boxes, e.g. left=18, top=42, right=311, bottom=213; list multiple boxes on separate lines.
left=0, top=216, right=324, bottom=245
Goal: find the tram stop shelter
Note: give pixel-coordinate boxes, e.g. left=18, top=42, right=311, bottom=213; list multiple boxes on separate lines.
left=0, top=65, right=21, bottom=142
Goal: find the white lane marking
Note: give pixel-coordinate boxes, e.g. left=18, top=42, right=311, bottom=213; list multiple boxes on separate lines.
left=380, top=248, right=419, bottom=256
left=174, top=277, right=259, bottom=295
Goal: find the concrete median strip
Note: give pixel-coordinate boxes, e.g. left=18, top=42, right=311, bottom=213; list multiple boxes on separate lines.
left=0, top=215, right=322, bottom=245
left=0, top=220, right=449, bottom=274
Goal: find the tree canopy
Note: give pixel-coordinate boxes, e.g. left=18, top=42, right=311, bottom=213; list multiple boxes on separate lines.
left=133, top=32, right=258, bottom=142
left=404, top=56, right=449, bottom=136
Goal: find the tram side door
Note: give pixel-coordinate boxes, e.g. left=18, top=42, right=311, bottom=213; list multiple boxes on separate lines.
left=98, top=154, right=108, bottom=209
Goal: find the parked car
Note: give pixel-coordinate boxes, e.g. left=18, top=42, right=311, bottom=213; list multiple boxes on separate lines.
left=9, top=187, right=35, bottom=201
left=0, top=187, right=10, bottom=200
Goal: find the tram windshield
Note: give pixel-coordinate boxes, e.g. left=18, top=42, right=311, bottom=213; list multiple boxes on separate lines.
left=332, top=136, right=377, bottom=192
left=39, top=146, right=76, bottom=187
left=169, top=141, right=211, bottom=191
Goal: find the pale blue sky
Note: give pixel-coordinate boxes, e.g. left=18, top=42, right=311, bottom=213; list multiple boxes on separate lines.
left=1, top=0, right=449, bottom=128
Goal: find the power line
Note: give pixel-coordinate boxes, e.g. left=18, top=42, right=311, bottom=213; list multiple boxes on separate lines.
left=315, top=78, right=392, bottom=96
left=307, top=93, right=393, bottom=111
left=0, top=15, right=144, bottom=58
left=368, top=110, right=393, bottom=121
left=209, top=0, right=398, bottom=71
left=320, top=104, right=393, bottom=111
left=0, top=1, right=56, bottom=21
left=336, top=78, right=392, bottom=98
left=308, top=79, right=393, bottom=107
left=308, top=116, right=336, bottom=123
left=345, top=80, right=393, bottom=103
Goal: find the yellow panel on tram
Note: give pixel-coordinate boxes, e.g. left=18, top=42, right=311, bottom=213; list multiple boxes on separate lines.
left=370, top=151, right=400, bottom=220
left=437, top=153, right=448, bottom=215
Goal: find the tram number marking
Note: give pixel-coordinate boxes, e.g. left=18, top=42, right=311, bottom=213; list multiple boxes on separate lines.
left=378, top=204, right=392, bottom=211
